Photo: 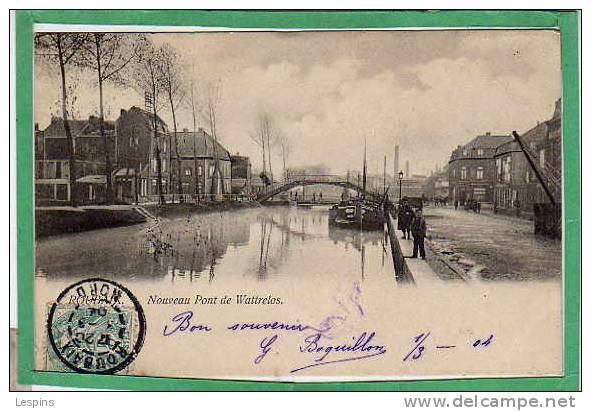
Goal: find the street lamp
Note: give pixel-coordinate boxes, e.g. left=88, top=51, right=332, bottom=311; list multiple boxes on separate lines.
left=398, top=170, right=404, bottom=202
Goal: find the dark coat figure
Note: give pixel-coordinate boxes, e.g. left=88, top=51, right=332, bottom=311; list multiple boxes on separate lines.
left=410, top=210, right=427, bottom=259
left=454, top=200, right=458, bottom=210
left=397, top=203, right=414, bottom=239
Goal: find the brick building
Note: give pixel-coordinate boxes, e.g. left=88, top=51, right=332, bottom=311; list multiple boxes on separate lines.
left=35, top=116, right=116, bottom=205
left=35, top=106, right=237, bottom=205
left=115, top=106, right=171, bottom=202
left=448, top=132, right=513, bottom=204
left=493, top=99, right=562, bottom=216
left=169, top=128, right=232, bottom=198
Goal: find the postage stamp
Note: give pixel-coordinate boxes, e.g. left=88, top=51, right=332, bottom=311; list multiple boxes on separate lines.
left=46, top=278, right=146, bottom=374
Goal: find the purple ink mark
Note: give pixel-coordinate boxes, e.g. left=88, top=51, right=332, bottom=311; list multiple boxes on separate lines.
left=254, top=334, right=278, bottom=364
left=436, top=345, right=456, bottom=349
left=291, top=331, right=387, bottom=372
left=403, top=332, right=430, bottom=361
left=162, top=310, right=212, bottom=336
left=473, top=334, right=494, bottom=348
left=315, top=315, right=347, bottom=335
left=349, top=282, right=364, bottom=317
left=227, top=321, right=327, bottom=333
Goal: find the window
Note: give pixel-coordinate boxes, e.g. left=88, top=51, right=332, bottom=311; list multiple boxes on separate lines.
left=460, top=166, right=467, bottom=180
left=198, top=165, right=203, bottom=176
left=539, top=149, right=546, bottom=168
left=525, top=170, right=530, bottom=183
left=162, top=159, right=167, bottom=173
left=184, top=168, right=192, bottom=176
left=462, top=149, right=468, bottom=156
left=35, top=184, right=53, bottom=200
left=45, top=161, right=56, bottom=179
left=477, top=149, right=484, bottom=156
left=62, top=162, right=70, bottom=179
left=474, top=187, right=486, bottom=200
left=503, top=157, right=511, bottom=183
left=476, top=167, right=484, bottom=180
left=55, top=184, right=68, bottom=201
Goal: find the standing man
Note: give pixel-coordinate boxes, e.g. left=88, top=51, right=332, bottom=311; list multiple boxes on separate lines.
left=410, top=208, right=427, bottom=259
left=398, top=201, right=413, bottom=239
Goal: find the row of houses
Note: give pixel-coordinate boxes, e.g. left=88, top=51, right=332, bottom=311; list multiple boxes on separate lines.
left=34, top=106, right=253, bottom=206
left=447, top=99, right=562, bottom=217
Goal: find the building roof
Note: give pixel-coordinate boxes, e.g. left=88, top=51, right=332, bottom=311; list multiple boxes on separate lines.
left=120, top=106, right=168, bottom=133
left=450, top=132, right=512, bottom=162
left=43, top=116, right=116, bottom=138
left=494, top=140, right=521, bottom=157
left=463, top=133, right=513, bottom=150
left=172, top=129, right=230, bottom=161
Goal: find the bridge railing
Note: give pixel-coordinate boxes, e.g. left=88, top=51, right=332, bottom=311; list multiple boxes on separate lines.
left=283, top=174, right=346, bottom=183
left=254, top=174, right=387, bottom=201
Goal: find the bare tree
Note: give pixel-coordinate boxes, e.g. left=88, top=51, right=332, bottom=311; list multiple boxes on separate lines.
left=204, top=82, right=225, bottom=197
left=159, top=43, right=185, bottom=197
left=275, top=131, right=291, bottom=182
left=249, top=119, right=266, bottom=177
left=189, top=79, right=201, bottom=199
left=265, top=117, right=275, bottom=182
left=77, top=33, right=139, bottom=203
left=132, top=37, right=166, bottom=204
left=250, top=113, right=276, bottom=185
left=35, top=33, right=88, bottom=206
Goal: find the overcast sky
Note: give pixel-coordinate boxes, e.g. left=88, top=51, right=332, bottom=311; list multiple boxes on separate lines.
left=35, top=29, right=561, bottom=176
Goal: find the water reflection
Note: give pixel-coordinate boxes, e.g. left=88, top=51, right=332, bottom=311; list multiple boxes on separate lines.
left=36, top=206, right=392, bottom=284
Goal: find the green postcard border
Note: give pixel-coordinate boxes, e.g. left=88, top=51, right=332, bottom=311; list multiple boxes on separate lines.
left=15, top=10, right=581, bottom=391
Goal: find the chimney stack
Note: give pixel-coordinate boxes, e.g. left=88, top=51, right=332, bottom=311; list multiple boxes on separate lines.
left=394, top=144, right=400, bottom=174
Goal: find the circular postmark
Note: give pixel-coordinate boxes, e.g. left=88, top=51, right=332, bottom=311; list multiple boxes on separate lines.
left=47, top=278, right=146, bottom=374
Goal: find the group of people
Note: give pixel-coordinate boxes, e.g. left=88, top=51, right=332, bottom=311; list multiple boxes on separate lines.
left=289, top=191, right=323, bottom=201
left=454, top=199, right=481, bottom=213
left=397, top=200, right=427, bottom=260
left=432, top=197, right=448, bottom=207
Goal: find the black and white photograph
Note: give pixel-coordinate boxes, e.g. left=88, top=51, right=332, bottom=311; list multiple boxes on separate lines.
left=32, top=27, right=563, bottom=380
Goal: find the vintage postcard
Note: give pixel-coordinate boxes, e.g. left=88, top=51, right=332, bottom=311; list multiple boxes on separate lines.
left=17, top=11, right=579, bottom=389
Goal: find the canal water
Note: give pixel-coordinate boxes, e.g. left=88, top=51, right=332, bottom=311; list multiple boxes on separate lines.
left=36, top=206, right=394, bottom=286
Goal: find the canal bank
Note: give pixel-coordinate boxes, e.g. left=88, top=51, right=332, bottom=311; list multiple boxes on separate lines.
left=36, top=200, right=260, bottom=237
